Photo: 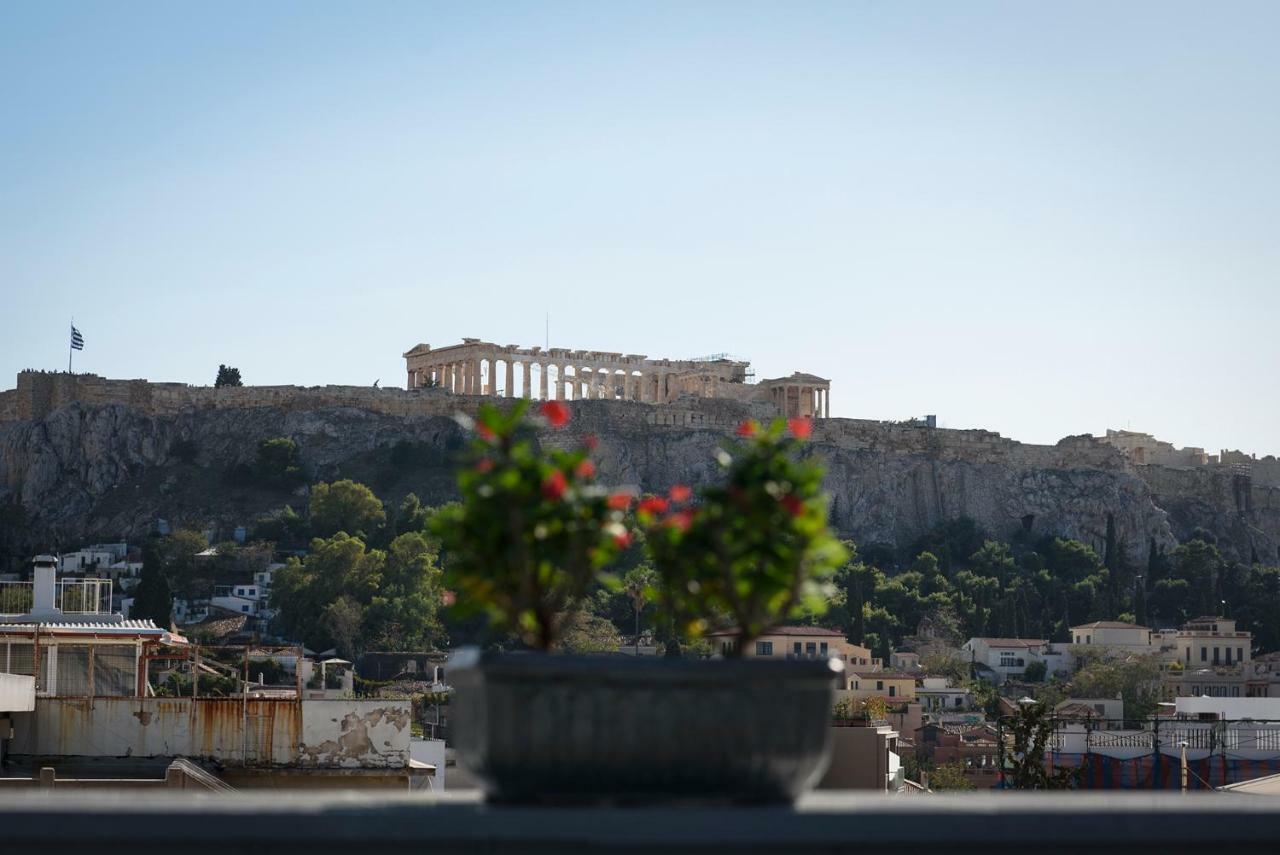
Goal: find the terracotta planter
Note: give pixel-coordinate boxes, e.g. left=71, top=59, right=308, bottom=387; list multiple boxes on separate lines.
left=449, top=649, right=844, bottom=803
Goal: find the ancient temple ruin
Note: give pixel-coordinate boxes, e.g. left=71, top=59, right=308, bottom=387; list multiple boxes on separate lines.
left=402, top=338, right=831, bottom=418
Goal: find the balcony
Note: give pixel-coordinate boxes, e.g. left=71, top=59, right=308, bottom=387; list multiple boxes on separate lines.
left=0, top=578, right=113, bottom=616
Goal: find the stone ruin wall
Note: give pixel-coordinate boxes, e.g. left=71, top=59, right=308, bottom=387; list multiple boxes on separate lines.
left=1, top=370, right=1133, bottom=471
left=7, top=370, right=1269, bottom=491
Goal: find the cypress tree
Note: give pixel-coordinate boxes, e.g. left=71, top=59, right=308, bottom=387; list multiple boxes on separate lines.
left=132, top=540, right=173, bottom=627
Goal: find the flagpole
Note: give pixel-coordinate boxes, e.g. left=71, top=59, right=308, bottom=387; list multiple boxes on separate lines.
left=68, top=319, right=73, bottom=374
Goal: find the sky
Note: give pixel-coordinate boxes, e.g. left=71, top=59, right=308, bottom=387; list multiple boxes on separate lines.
left=2, top=1, right=1278, bottom=453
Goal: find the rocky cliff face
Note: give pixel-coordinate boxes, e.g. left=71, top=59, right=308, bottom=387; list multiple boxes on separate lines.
left=1, top=397, right=1274, bottom=566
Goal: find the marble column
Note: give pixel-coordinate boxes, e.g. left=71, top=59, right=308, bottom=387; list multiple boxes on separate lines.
left=824, top=388, right=830, bottom=418
left=538, top=363, right=548, bottom=399
left=521, top=362, right=531, bottom=399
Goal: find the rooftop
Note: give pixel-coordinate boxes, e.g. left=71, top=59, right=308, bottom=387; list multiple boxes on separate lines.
left=969, top=637, right=1048, bottom=648
left=706, top=626, right=847, bottom=638
left=1071, top=621, right=1148, bottom=630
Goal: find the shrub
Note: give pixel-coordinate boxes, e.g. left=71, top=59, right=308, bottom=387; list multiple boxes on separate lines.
left=429, top=401, right=630, bottom=650
left=640, top=418, right=845, bottom=655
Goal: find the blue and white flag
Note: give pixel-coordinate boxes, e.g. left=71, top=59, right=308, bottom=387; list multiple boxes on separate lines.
left=70, top=325, right=85, bottom=351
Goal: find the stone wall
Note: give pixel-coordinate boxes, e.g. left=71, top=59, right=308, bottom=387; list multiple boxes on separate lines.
left=5, top=370, right=465, bottom=422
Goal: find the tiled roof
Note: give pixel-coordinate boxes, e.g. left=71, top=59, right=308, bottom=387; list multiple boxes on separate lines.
left=851, top=671, right=917, bottom=681
left=971, top=638, right=1047, bottom=648
left=707, top=625, right=846, bottom=638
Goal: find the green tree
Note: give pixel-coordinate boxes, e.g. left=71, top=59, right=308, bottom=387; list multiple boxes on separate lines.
left=1004, top=701, right=1078, bottom=790
left=1069, top=653, right=1162, bottom=724
left=622, top=565, right=658, bottom=652
left=310, top=479, right=386, bottom=540
left=272, top=530, right=444, bottom=654
left=1171, top=538, right=1223, bottom=619
left=131, top=540, right=173, bottom=626
left=1023, top=660, right=1047, bottom=682
left=560, top=611, right=624, bottom=654
left=322, top=595, right=365, bottom=659
left=254, top=437, right=303, bottom=487
left=362, top=531, right=445, bottom=651
left=214, top=364, right=243, bottom=387
left=929, top=762, right=975, bottom=792
left=157, top=530, right=210, bottom=600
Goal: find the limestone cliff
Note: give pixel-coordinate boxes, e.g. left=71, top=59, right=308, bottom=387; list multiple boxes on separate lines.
left=1, top=396, right=1276, bottom=566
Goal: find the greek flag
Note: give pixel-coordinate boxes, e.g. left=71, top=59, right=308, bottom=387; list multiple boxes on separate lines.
left=70, top=325, right=85, bottom=351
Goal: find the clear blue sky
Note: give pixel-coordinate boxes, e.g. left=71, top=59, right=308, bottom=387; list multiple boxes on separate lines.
left=3, top=2, right=1277, bottom=453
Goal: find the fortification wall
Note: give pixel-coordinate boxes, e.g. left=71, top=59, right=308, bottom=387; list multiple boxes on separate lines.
left=5, top=371, right=468, bottom=422
left=2, top=371, right=1134, bottom=471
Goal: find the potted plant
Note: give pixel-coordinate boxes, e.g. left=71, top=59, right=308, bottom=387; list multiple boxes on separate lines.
left=438, top=406, right=847, bottom=803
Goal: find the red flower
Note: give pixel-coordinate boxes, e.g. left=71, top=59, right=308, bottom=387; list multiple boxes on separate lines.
left=477, top=423, right=496, bottom=441
left=668, top=484, right=692, bottom=504
left=788, top=418, right=813, bottom=439
left=474, top=458, right=494, bottom=474
left=736, top=420, right=758, bottom=438
left=638, top=496, right=669, bottom=516
left=665, top=509, right=694, bottom=531
left=540, top=400, right=570, bottom=427
left=607, top=492, right=632, bottom=511
left=612, top=530, right=634, bottom=549
left=575, top=459, right=596, bottom=479
left=541, top=469, right=568, bottom=501
left=582, top=433, right=599, bottom=451
left=441, top=590, right=457, bottom=607
left=780, top=494, right=804, bottom=517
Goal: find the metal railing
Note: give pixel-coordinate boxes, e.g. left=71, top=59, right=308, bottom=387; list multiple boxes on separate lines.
left=0, top=580, right=34, bottom=615
left=0, top=578, right=113, bottom=615
left=56, top=578, right=113, bottom=614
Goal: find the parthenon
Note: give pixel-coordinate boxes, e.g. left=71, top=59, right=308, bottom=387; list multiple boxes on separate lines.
left=402, top=338, right=831, bottom=418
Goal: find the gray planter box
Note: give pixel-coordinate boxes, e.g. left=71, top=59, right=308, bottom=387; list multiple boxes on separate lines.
left=449, top=649, right=843, bottom=803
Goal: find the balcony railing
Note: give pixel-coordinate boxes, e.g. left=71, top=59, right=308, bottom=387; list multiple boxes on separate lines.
left=0, top=579, right=112, bottom=616
left=0, top=581, right=34, bottom=615
left=57, top=578, right=113, bottom=614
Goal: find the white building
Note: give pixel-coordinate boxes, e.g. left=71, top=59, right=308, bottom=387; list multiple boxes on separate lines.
left=58, top=550, right=117, bottom=574
left=1070, top=621, right=1154, bottom=653
left=961, top=637, right=1069, bottom=683
left=211, top=584, right=263, bottom=616
left=917, top=676, right=973, bottom=715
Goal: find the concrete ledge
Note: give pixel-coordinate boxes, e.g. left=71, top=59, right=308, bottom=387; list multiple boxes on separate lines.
left=0, top=790, right=1274, bottom=853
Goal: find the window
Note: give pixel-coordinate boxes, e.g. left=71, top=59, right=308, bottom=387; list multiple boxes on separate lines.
left=889, top=686, right=896, bottom=697
left=876, top=681, right=884, bottom=691
left=755, top=641, right=773, bottom=656
left=1201, top=647, right=1207, bottom=662
left=1086, top=635, right=1092, bottom=645
left=793, top=642, right=802, bottom=656
left=1239, top=647, right=1244, bottom=661
left=820, top=642, right=828, bottom=656
left=1186, top=649, right=1191, bottom=663
left=805, top=642, right=817, bottom=656
left=955, top=697, right=963, bottom=707
left=241, top=605, right=249, bottom=613
left=1226, top=648, right=1233, bottom=665
left=1214, top=648, right=1220, bottom=665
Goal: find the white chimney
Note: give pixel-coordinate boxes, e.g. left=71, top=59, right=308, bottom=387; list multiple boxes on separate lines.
left=30, top=555, right=61, bottom=617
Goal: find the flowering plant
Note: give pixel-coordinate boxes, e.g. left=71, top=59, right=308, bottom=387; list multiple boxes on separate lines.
left=430, top=400, right=632, bottom=650
left=640, top=417, right=845, bottom=656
